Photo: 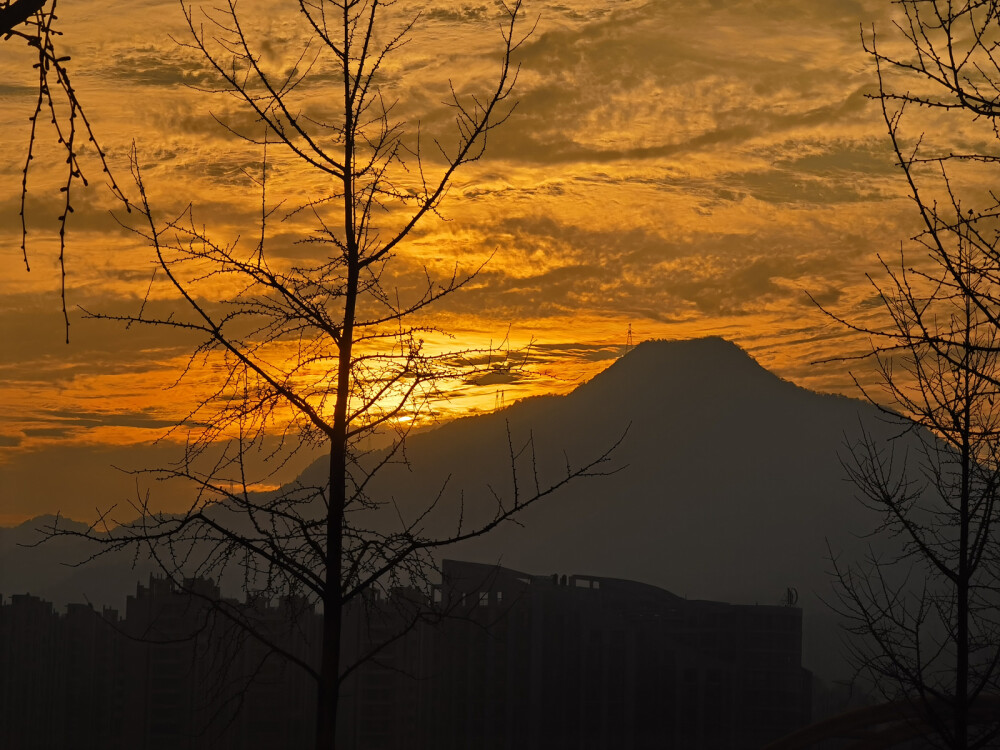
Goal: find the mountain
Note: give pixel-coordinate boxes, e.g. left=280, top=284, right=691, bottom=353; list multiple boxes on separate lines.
left=346, top=337, right=901, bottom=677
left=0, top=337, right=912, bottom=680
left=0, top=515, right=161, bottom=610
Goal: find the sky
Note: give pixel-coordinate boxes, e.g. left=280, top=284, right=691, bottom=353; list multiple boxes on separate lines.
left=0, top=0, right=953, bottom=524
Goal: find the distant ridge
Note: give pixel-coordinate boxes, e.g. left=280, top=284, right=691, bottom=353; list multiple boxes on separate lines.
left=0, top=337, right=911, bottom=680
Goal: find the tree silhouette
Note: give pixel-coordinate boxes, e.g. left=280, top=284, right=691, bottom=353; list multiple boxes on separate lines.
left=3, top=0, right=126, bottom=340
left=43, top=2, right=619, bottom=748
left=830, top=237, right=1000, bottom=749
left=0, top=0, right=45, bottom=33
left=824, top=4, right=1000, bottom=746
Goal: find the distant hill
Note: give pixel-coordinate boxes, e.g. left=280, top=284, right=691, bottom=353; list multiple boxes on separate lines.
left=0, top=337, right=913, bottom=680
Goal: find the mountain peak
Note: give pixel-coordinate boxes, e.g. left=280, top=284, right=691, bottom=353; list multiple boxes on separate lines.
left=575, top=336, right=782, bottom=406
left=617, top=336, right=761, bottom=371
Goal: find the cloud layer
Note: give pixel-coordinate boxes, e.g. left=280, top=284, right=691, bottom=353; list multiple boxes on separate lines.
left=0, top=0, right=949, bottom=521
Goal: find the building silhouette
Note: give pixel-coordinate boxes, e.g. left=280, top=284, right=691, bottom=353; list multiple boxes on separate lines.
left=403, top=560, right=810, bottom=750
left=1, top=560, right=810, bottom=748
left=0, top=593, right=124, bottom=749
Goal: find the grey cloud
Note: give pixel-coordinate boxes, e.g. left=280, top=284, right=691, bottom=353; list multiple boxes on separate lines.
left=0, top=411, right=178, bottom=454
left=669, top=256, right=790, bottom=315
left=0, top=185, right=128, bottom=238
left=30, top=409, right=179, bottom=431
left=468, top=266, right=607, bottom=318
left=528, top=342, right=625, bottom=363
left=0, top=299, right=196, bottom=382
left=653, top=0, right=881, bottom=26
left=772, top=137, right=897, bottom=176
left=424, top=5, right=490, bottom=23
left=465, top=369, right=524, bottom=386
left=716, top=166, right=890, bottom=206
left=0, top=84, right=38, bottom=97
left=486, top=83, right=878, bottom=167
left=102, top=46, right=216, bottom=88
left=419, top=207, right=890, bottom=323
left=808, top=285, right=844, bottom=308
left=23, top=427, right=77, bottom=439
left=484, top=137, right=897, bottom=210
left=472, top=0, right=885, bottom=167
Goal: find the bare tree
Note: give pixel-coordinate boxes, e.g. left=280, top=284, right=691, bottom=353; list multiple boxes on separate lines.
left=44, top=2, right=619, bottom=748
left=822, top=3, right=1000, bottom=746
left=831, top=237, right=1000, bottom=749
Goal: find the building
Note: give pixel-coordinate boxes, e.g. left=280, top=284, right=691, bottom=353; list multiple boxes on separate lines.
left=119, top=575, right=319, bottom=750
left=1, top=561, right=810, bottom=749
left=398, top=560, right=811, bottom=750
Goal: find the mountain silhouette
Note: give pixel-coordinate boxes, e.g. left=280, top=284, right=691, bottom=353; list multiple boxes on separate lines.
left=1, top=337, right=912, bottom=680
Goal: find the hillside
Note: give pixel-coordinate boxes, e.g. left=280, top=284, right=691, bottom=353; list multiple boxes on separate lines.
left=1, top=337, right=911, bottom=679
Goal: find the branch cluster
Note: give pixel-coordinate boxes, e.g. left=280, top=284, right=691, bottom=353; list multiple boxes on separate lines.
left=830, top=4, right=1000, bottom=747
left=3, top=0, right=127, bottom=341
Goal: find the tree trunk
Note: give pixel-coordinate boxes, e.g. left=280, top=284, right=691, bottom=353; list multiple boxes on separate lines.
left=316, top=7, right=360, bottom=745
left=317, top=441, right=347, bottom=750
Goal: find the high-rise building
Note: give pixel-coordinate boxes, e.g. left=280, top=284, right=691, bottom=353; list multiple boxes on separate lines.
left=1, top=561, right=810, bottom=749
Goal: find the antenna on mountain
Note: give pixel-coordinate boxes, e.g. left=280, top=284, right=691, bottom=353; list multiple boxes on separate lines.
left=494, top=389, right=505, bottom=411
left=625, top=323, right=634, bottom=351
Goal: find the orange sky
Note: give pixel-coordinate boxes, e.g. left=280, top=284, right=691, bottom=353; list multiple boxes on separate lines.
left=0, top=0, right=946, bottom=524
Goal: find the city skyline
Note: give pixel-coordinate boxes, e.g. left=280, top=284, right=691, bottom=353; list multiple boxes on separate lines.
left=0, top=557, right=811, bottom=749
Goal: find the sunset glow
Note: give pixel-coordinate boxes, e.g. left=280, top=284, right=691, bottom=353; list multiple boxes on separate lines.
left=0, top=0, right=947, bottom=523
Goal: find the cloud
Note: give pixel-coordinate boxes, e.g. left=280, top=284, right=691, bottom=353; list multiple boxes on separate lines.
left=38, top=409, right=180, bottom=431
left=23, top=427, right=77, bottom=439
left=101, top=44, right=217, bottom=88
left=0, top=0, right=957, bottom=518
left=423, top=5, right=491, bottom=23
left=477, top=0, right=883, bottom=169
